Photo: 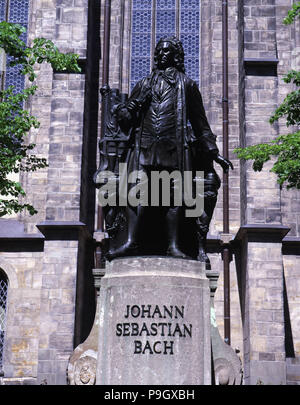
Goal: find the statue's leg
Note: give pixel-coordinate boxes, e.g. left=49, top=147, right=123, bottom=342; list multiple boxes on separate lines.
left=196, top=212, right=210, bottom=268
left=106, top=206, right=141, bottom=260
left=166, top=206, right=191, bottom=259
left=196, top=172, right=219, bottom=269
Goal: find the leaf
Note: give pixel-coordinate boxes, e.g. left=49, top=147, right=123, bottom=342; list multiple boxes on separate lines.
left=234, top=132, right=300, bottom=189
left=283, top=2, right=300, bottom=25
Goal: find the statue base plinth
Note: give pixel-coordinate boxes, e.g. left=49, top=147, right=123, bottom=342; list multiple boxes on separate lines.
left=96, top=257, right=211, bottom=385
left=67, top=257, right=243, bottom=385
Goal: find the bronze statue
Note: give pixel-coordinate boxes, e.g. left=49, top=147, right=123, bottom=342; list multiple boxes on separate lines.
left=94, top=36, right=233, bottom=268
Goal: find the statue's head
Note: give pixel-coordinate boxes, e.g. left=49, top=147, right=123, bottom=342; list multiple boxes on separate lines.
left=153, top=36, right=185, bottom=73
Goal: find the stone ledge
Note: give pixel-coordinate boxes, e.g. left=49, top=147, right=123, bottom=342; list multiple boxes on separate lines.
left=234, top=224, right=290, bottom=244
left=0, top=377, right=37, bottom=385
left=282, top=236, right=300, bottom=256
left=37, top=220, right=92, bottom=241
left=206, top=234, right=223, bottom=253
left=0, top=220, right=44, bottom=252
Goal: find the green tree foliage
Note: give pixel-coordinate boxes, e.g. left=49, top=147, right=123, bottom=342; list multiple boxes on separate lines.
left=235, top=3, right=300, bottom=189
left=283, top=1, right=300, bottom=25
left=0, top=22, right=80, bottom=216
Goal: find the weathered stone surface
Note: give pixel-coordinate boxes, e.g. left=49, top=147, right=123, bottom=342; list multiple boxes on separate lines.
left=96, top=257, right=211, bottom=385
left=208, top=271, right=243, bottom=385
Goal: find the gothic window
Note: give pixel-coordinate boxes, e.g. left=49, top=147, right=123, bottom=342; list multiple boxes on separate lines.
left=0, top=0, right=30, bottom=93
left=130, top=0, right=200, bottom=89
left=131, top=0, right=153, bottom=90
left=0, top=269, right=8, bottom=371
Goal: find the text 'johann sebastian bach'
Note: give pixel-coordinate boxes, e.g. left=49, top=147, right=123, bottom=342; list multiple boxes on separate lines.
left=116, top=305, right=193, bottom=355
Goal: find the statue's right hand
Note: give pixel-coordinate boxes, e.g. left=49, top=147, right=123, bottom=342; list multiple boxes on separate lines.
left=126, top=100, right=140, bottom=112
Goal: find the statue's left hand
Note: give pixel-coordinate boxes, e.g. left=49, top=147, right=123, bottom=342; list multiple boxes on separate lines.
left=214, top=154, right=234, bottom=173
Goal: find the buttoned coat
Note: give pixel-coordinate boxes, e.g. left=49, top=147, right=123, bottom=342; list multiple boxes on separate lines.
left=125, top=68, right=219, bottom=176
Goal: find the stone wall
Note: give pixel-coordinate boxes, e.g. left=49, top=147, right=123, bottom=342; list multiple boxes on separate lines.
left=0, top=0, right=90, bottom=385
left=36, top=239, right=79, bottom=385
left=0, top=237, right=81, bottom=385
left=243, top=0, right=281, bottom=225
left=237, top=0, right=300, bottom=385
left=240, top=236, right=286, bottom=385
left=21, top=0, right=88, bottom=234
left=276, top=1, right=300, bottom=384
left=0, top=253, right=43, bottom=381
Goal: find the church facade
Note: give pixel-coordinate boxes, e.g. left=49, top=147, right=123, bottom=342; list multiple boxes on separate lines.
left=0, top=0, right=299, bottom=385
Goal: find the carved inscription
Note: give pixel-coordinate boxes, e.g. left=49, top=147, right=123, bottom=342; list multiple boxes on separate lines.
left=116, top=305, right=192, bottom=355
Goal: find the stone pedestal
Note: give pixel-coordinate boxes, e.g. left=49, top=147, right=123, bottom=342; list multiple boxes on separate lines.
left=96, top=257, right=211, bottom=385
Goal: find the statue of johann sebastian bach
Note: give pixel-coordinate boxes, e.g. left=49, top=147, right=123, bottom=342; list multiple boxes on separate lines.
left=96, top=36, right=233, bottom=265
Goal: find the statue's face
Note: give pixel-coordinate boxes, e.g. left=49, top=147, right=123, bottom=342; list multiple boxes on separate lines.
left=156, top=42, right=175, bottom=69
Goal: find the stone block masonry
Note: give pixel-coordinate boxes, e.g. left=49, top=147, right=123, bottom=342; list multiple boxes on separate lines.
left=22, top=0, right=88, bottom=234
left=36, top=239, right=79, bottom=385
left=0, top=226, right=84, bottom=385
left=0, top=253, right=43, bottom=380
left=0, top=0, right=90, bottom=386
left=235, top=225, right=289, bottom=385
left=239, top=0, right=300, bottom=384
left=45, top=73, right=85, bottom=222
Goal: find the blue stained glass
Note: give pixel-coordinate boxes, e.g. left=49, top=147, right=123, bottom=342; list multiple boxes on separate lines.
left=0, top=271, right=8, bottom=370
left=8, top=0, right=29, bottom=24
left=185, top=57, right=199, bottom=78
left=131, top=2, right=152, bottom=89
left=180, top=0, right=200, bottom=83
left=5, top=59, right=25, bottom=92
left=130, top=57, right=151, bottom=90
left=180, top=10, right=200, bottom=33
left=132, top=33, right=152, bottom=57
left=157, top=0, right=176, bottom=10
left=132, top=10, right=152, bottom=32
left=3, top=0, right=29, bottom=93
left=156, top=2, right=176, bottom=46
left=180, top=33, right=199, bottom=56
left=131, top=0, right=200, bottom=87
left=156, top=10, right=176, bottom=33
left=180, top=0, right=199, bottom=9
left=0, top=0, right=7, bottom=21
left=132, top=0, right=152, bottom=10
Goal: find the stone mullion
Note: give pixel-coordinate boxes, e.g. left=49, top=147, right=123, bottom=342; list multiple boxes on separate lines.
left=121, top=0, right=132, bottom=94
left=109, top=0, right=123, bottom=89
left=151, top=0, right=156, bottom=67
